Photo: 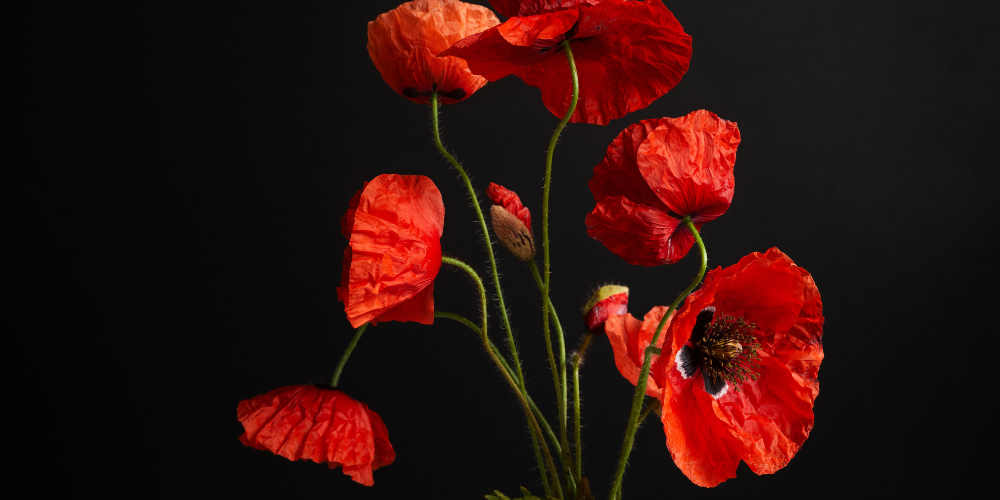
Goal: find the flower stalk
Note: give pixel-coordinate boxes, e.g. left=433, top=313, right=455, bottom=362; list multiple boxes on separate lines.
left=331, top=323, right=368, bottom=387
left=609, top=218, right=708, bottom=500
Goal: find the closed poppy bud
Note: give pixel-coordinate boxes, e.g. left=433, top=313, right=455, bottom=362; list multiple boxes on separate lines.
left=487, top=182, right=534, bottom=261
left=582, top=285, right=629, bottom=333
left=367, top=0, right=500, bottom=104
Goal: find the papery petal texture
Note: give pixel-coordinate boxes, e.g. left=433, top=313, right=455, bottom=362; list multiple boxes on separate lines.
left=587, top=111, right=739, bottom=266
left=338, top=174, right=445, bottom=328
left=442, top=0, right=692, bottom=125
left=487, top=182, right=531, bottom=231
left=604, top=305, right=673, bottom=398
left=368, top=0, right=500, bottom=104
left=648, top=248, right=824, bottom=486
left=237, top=385, right=395, bottom=486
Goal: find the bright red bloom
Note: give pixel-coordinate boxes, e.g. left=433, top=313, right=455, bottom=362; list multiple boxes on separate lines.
left=586, top=110, right=740, bottom=266
left=604, top=304, right=672, bottom=398
left=440, top=0, right=692, bottom=125
left=648, top=248, right=824, bottom=487
left=487, top=182, right=531, bottom=231
left=237, top=385, right=395, bottom=486
left=337, top=174, right=445, bottom=328
left=582, top=284, right=629, bottom=333
left=367, top=0, right=500, bottom=104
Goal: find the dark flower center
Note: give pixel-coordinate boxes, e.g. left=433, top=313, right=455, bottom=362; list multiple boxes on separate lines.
left=677, top=307, right=760, bottom=398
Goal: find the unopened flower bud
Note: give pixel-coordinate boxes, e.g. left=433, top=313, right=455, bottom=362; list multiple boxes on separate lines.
left=487, top=182, right=534, bottom=261
left=582, top=285, right=629, bottom=333
left=491, top=205, right=535, bottom=260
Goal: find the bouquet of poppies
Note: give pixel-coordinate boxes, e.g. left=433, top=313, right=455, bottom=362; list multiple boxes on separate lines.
left=236, top=1, right=824, bottom=498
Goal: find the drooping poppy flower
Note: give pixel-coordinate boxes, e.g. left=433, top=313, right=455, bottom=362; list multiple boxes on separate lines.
left=337, top=174, right=445, bottom=328
left=367, top=0, right=500, bottom=105
left=586, top=110, right=741, bottom=266
left=237, top=385, right=395, bottom=486
left=440, top=0, right=692, bottom=125
left=604, top=304, right=673, bottom=399
left=646, top=248, right=824, bottom=487
left=582, top=284, right=629, bottom=333
left=486, top=182, right=535, bottom=260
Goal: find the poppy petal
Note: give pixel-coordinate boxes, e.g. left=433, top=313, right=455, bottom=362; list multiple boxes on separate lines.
left=585, top=195, right=685, bottom=266
left=636, top=110, right=740, bottom=221
left=589, top=118, right=674, bottom=211
left=604, top=305, right=673, bottom=398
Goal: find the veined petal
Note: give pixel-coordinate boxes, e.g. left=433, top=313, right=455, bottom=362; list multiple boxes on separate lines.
left=585, top=196, right=681, bottom=267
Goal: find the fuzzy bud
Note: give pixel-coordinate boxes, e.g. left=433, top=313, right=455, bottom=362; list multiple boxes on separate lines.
left=491, top=205, right=535, bottom=260
left=486, top=183, right=531, bottom=231
left=582, top=285, right=629, bottom=333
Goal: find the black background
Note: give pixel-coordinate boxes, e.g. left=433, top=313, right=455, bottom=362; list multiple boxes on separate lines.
left=133, top=1, right=997, bottom=497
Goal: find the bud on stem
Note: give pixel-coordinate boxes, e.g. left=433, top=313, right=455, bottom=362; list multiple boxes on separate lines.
left=490, top=205, right=535, bottom=261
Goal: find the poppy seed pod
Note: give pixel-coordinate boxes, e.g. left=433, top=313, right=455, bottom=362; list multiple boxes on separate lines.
left=582, top=284, right=629, bottom=333
left=491, top=204, right=535, bottom=260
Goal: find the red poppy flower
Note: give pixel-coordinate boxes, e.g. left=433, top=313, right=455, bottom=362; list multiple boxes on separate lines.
left=337, top=174, right=445, bottom=328
left=604, top=304, right=673, bottom=398
left=237, top=385, right=395, bottom=486
left=647, top=248, right=824, bottom=487
left=582, top=284, right=629, bottom=333
left=586, top=110, right=741, bottom=266
left=440, top=0, right=692, bottom=125
left=367, top=0, right=500, bottom=105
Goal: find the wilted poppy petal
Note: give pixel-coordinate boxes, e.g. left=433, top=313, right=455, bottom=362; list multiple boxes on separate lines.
left=338, top=174, right=445, bottom=328
left=636, top=110, right=740, bottom=221
left=586, top=196, right=683, bottom=266
left=368, top=0, right=500, bottom=104
left=486, top=182, right=531, bottom=230
left=604, top=305, right=672, bottom=398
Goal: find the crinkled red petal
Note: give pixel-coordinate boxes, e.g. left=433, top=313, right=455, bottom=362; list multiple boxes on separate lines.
left=367, top=0, right=499, bottom=104
left=338, top=174, right=444, bottom=328
left=445, top=0, right=691, bottom=125
left=237, top=385, right=394, bottom=486
left=589, top=118, right=674, bottom=210
left=490, top=0, right=599, bottom=18
left=486, top=182, right=531, bottom=231
left=604, top=306, right=673, bottom=398
left=656, top=247, right=824, bottom=485
left=586, top=196, right=701, bottom=266
left=583, top=292, right=628, bottom=332
left=636, top=110, right=740, bottom=220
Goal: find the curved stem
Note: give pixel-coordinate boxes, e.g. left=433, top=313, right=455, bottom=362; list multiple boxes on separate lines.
left=441, top=257, right=562, bottom=499
left=572, top=352, right=583, bottom=482
left=541, top=41, right=579, bottom=487
left=608, top=218, right=707, bottom=500
left=331, top=323, right=368, bottom=387
left=435, top=311, right=563, bottom=459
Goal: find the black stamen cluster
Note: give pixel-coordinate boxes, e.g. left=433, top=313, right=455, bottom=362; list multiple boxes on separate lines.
left=695, top=314, right=761, bottom=391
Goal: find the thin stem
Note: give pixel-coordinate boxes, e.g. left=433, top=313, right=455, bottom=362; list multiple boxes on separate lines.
left=638, top=402, right=656, bottom=428
left=608, top=218, right=707, bottom=500
left=435, top=311, right=563, bottom=459
left=441, top=257, right=562, bottom=499
left=331, top=323, right=368, bottom=387
left=572, top=352, right=583, bottom=482
left=541, top=41, right=579, bottom=489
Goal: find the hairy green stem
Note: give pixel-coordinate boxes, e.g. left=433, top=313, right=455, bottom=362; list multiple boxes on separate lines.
left=609, top=218, right=707, bottom=500
left=572, top=352, right=583, bottom=482
left=541, top=42, right=579, bottom=491
left=441, top=257, right=562, bottom=499
left=331, top=323, right=368, bottom=387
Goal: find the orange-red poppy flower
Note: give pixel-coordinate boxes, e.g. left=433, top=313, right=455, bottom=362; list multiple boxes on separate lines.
left=337, top=174, right=445, bottom=328
left=440, top=0, right=691, bottom=125
left=645, top=248, right=824, bottom=487
left=367, top=0, right=500, bottom=104
left=604, top=303, right=672, bottom=398
left=237, top=385, right=395, bottom=486
left=582, top=284, right=629, bottom=333
left=586, top=110, right=741, bottom=266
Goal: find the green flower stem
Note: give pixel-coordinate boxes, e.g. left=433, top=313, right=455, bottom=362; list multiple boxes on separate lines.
left=638, top=402, right=656, bottom=428
left=331, top=323, right=368, bottom=387
left=608, top=218, right=707, bottom=500
left=527, top=260, right=563, bottom=435
left=542, top=41, right=579, bottom=486
left=441, top=257, right=562, bottom=499
left=572, top=351, right=583, bottom=481
left=435, top=311, right=563, bottom=459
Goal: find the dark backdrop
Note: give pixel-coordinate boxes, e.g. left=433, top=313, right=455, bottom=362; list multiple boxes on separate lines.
left=135, top=1, right=998, bottom=497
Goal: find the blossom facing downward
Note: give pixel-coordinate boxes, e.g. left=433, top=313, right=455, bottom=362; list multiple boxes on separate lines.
left=487, top=182, right=535, bottom=260
left=338, top=174, right=445, bottom=328
left=582, top=284, right=629, bottom=333
left=604, top=304, right=673, bottom=399
left=587, top=110, right=740, bottom=266
left=367, top=0, right=500, bottom=104
left=237, top=385, right=395, bottom=486
left=648, top=248, right=824, bottom=487
left=440, top=0, right=692, bottom=125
